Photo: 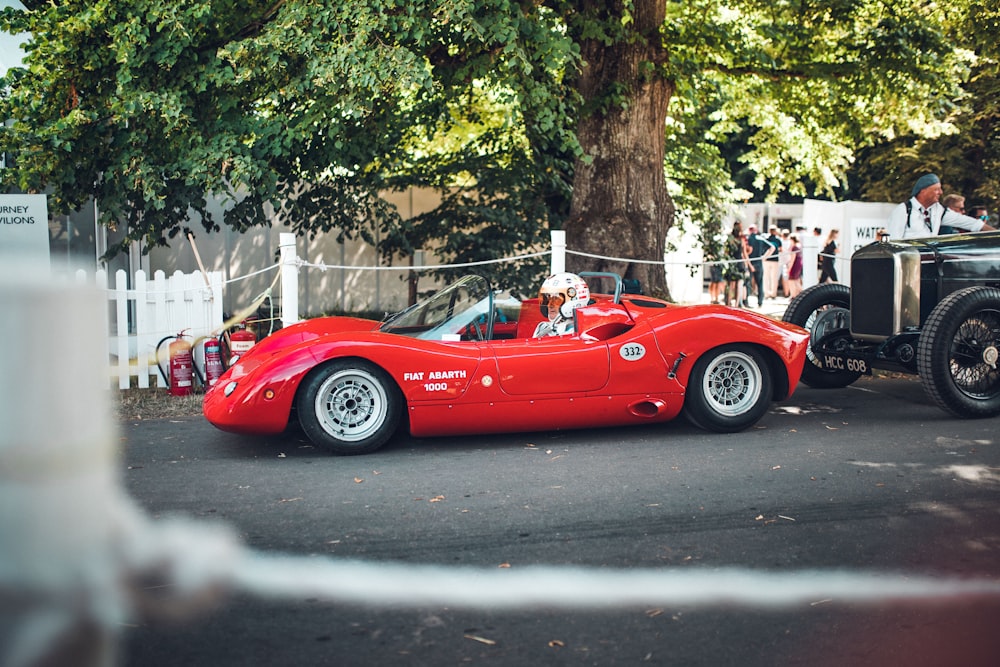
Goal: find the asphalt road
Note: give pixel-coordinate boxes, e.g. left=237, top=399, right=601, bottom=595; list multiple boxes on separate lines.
left=120, top=375, right=1000, bottom=666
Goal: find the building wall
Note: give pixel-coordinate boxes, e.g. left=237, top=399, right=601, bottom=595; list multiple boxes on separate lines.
left=146, top=188, right=446, bottom=318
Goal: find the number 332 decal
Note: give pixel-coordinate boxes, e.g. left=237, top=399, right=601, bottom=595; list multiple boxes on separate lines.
left=619, top=343, right=646, bottom=361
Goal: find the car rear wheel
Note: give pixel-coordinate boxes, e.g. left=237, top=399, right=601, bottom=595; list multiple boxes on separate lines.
left=297, top=359, right=402, bottom=455
left=683, top=345, right=772, bottom=432
left=783, top=283, right=861, bottom=389
left=917, top=286, right=1000, bottom=418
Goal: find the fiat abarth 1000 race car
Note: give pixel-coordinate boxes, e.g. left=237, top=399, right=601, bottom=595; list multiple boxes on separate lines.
left=784, top=230, right=1000, bottom=418
left=204, top=272, right=810, bottom=455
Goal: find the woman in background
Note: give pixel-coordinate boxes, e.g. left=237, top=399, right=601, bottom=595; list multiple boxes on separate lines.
left=819, top=229, right=839, bottom=283
left=786, top=234, right=803, bottom=297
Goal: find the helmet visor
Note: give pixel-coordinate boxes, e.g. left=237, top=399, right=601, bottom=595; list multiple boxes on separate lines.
left=540, top=292, right=565, bottom=319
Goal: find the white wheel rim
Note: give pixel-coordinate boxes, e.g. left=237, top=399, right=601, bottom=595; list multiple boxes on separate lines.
left=314, top=369, right=388, bottom=442
left=701, top=350, right=763, bottom=416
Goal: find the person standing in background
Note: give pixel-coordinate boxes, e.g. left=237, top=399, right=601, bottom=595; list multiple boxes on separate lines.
left=786, top=234, right=803, bottom=298
left=744, top=224, right=774, bottom=308
left=779, top=229, right=792, bottom=297
left=724, top=222, right=750, bottom=307
left=940, top=193, right=966, bottom=235
left=942, top=193, right=966, bottom=213
left=705, top=240, right=727, bottom=305
left=818, top=229, right=840, bottom=283
left=969, top=204, right=990, bottom=225
left=812, top=227, right=823, bottom=274
left=763, top=227, right=782, bottom=300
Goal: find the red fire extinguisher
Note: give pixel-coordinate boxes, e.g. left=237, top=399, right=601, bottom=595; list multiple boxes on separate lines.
left=199, top=336, right=225, bottom=388
left=156, top=331, right=194, bottom=397
left=227, top=322, right=256, bottom=366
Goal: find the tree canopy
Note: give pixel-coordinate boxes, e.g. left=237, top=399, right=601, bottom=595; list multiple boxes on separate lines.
left=1, top=0, right=991, bottom=297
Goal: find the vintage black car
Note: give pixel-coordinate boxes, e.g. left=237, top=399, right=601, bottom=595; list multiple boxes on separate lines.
left=784, top=230, right=1000, bottom=418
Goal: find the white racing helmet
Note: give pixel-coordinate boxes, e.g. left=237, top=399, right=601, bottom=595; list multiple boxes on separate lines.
left=538, top=272, right=590, bottom=321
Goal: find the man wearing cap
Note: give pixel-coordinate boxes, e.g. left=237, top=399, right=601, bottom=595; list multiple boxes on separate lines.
left=884, top=173, right=995, bottom=240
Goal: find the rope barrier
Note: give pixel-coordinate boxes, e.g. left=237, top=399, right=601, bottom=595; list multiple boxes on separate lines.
left=295, top=250, right=551, bottom=273
left=123, top=244, right=844, bottom=293
left=206, top=269, right=281, bottom=338
left=287, top=247, right=845, bottom=277
left=230, top=554, right=1000, bottom=610
left=223, top=263, right=281, bottom=283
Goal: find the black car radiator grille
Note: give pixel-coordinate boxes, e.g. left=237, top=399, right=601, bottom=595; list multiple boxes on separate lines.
left=851, top=256, right=895, bottom=339
left=850, top=247, right=921, bottom=341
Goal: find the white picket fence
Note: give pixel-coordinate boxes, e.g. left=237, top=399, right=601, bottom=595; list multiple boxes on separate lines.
left=79, top=268, right=225, bottom=389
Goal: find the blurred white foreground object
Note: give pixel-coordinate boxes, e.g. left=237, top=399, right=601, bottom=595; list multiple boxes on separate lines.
left=0, top=265, right=238, bottom=667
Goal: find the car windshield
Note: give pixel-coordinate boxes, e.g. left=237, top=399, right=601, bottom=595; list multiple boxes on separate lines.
left=380, top=275, right=495, bottom=340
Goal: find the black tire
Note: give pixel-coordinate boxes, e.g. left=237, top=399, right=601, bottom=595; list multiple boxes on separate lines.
left=297, top=359, right=402, bottom=455
left=683, top=344, right=773, bottom=432
left=783, top=283, right=861, bottom=389
left=916, top=287, right=1000, bottom=418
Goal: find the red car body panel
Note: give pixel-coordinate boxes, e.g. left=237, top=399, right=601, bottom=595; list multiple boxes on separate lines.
left=204, top=291, right=809, bottom=439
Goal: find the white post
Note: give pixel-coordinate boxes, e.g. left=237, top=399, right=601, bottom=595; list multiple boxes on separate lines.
left=0, top=265, right=121, bottom=666
left=279, top=233, right=299, bottom=327
left=0, top=265, right=243, bottom=667
left=550, top=229, right=566, bottom=275
left=802, top=233, right=819, bottom=287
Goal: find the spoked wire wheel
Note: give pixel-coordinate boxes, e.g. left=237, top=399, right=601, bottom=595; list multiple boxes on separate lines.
left=918, top=287, right=1000, bottom=418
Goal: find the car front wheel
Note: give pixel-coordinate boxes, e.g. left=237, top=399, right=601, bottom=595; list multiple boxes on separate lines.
left=683, top=345, right=773, bottom=432
left=297, top=359, right=402, bottom=455
left=917, top=286, right=1000, bottom=418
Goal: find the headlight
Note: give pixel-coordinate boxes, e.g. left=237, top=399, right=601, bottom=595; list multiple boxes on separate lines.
left=223, top=381, right=238, bottom=397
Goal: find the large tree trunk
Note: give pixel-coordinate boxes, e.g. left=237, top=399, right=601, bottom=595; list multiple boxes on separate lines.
left=564, top=0, right=674, bottom=299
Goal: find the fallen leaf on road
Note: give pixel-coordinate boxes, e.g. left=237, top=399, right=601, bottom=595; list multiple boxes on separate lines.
left=279, top=497, right=302, bottom=503
left=429, top=495, right=445, bottom=503
left=548, top=640, right=565, bottom=648
left=498, top=562, right=511, bottom=569
left=464, top=635, right=496, bottom=646
left=354, top=477, right=364, bottom=483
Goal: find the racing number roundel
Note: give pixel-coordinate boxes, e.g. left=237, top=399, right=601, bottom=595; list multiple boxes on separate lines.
left=619, top=343, right=646, bottom=362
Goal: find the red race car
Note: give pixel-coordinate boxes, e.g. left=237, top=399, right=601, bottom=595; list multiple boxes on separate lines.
left=204, top=272, right=809, bottom=455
